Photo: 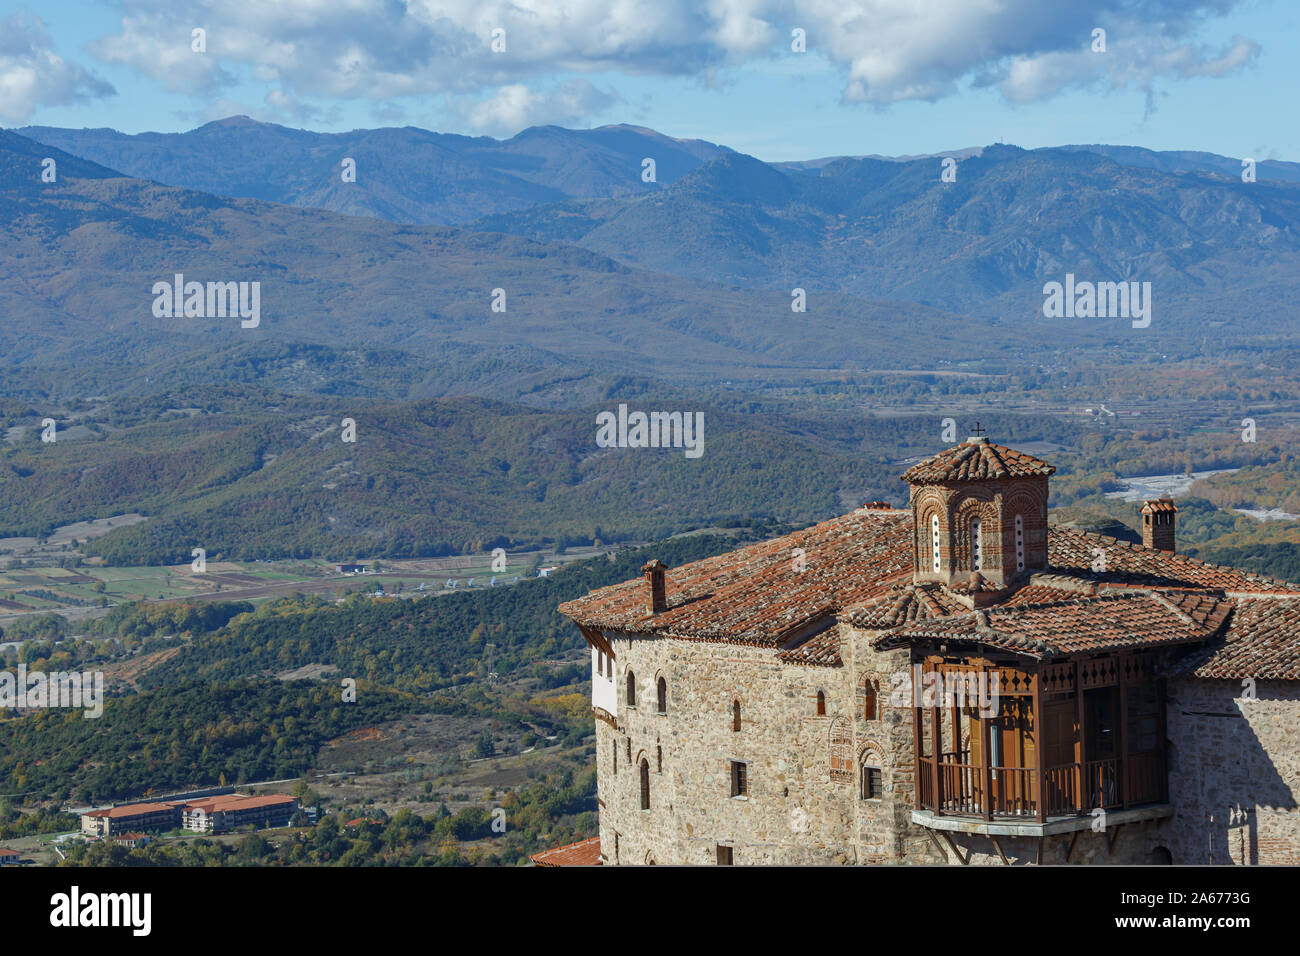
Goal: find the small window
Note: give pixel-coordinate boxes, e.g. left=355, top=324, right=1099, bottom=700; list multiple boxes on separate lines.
left=931, top=514, right=941, bottom=572
left=970, top=518, right=982, bottom=571
left=1015, top=514, right=1025, bottom=572
left=612, top=740, right=617, bottom=774
left=862, top=765, right=883, bottom=800
left=732, top=700, right=741, bottom=732
left=626, top=737, right=631, bottom=762
left=626, top=670, right=636, bottom=707
left=716, top=845, right=733, bottom=865
left=730, top=760, right=748, bottom=797
left=657, top=677, right=667, bottom=714
left=816, top=691, right=826, bottom=716
left=863, top=681, right=878, bottom=721
left=656, top=745, right=662, bottom=773
left=639, top=759, right=650, bottom=810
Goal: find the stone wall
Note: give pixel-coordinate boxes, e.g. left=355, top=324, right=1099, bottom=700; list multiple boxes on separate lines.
left=592, top=627, right=1300, bottom=866
left=595, top=621, right=945, bottom=865
left=1162, top=677, right=1300, bottom=865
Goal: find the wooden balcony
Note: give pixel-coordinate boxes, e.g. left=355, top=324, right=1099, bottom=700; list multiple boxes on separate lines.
left=918, top=752, right=1166, bottom=820
left=911, top=652, right=1169, bottom=825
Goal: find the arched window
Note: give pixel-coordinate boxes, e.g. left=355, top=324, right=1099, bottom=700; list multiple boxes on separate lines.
left=863, top=681, right=878, bottom=721
left=657, top=677, right=667, bottom=714
left=639, top=759, right=650, bottom=810
left=970, top=518, right=982, bottom=571
left=732, top=700, right=741, bottom=732
left=816, top=691, right=826, bottom=716
left=626, top=670, right=636, bottom=707
left=931, top=514, right=941, bottom=571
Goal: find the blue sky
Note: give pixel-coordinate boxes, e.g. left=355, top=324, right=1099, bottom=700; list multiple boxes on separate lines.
left=3, top=0, right=1296, bottom=162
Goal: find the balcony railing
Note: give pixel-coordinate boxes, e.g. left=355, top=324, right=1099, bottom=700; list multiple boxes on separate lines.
left=919, top=751, right=1165, bottom=821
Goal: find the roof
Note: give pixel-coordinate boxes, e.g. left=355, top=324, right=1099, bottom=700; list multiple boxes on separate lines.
left=559, top=492, right=1300, bottom=669
left=0, top=848, right=19, bottom=857
left=1045, top=527, right=1292, bottom=593
left=874, top=591, right=1234, bottom=659
left=901, top=439, right=1056, bottom=484
left=84, top=801, right=177, bottom=819
left=183, top=794, right=295, bottom=814
left=1142, top=498, right=1179, bottom=514
left=531, top=836, right=601, bottom=867
left=777, top=628, right=843, bottom=667
left=847, top=583, right=970, bottom=629
left=558, top=507, right=914, bottom=644
left=1168, top=596, right=1300, bottom=680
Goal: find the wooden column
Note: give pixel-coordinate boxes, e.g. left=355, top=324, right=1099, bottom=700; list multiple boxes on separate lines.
left=951, top=697, right=963, bottom=813
left=1033, top=667, right=1047, bottom=822
left=1076, top=659, right=1087, bottom=814
left=979, top=673, right=993, bottom=821
left=951, top=700, right=961, bottom=761
left=930, top=663, right=943, bottom=816
left=913, top=673, right=924, bottom=811
left=1118, top=654, right=1130, bottom=809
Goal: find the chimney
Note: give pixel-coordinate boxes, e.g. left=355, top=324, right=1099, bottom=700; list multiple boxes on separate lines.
left=642, top=559, right=667, bottom=614
left=1141, top=498, right=1178, bottom=552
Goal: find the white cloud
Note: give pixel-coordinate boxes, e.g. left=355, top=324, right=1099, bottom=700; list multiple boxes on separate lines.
left=460, top=80, right=617, bottom=135
left=0, top=10, right=114, bottom=125
left=987, top=31, right=1260, bottom=106
left=81, top=0, right=1259, bottom=128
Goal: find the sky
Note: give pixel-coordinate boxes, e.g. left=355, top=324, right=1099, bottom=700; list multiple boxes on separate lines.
left=1, top=0, right=1296, bottom=163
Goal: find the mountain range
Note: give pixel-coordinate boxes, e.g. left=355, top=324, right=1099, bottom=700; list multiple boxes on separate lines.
left=6, top=118, right=1298, bottom=400
left=18, top=117, right=732, bottom=225
left=3, top=117, right=1300, bottom=561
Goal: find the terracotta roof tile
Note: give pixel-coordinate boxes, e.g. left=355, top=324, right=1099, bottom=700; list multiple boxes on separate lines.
left=847, top=584, right=969, bottom=629
left=559, top=508, right=913, bottom=644
left=1169, top=597, right=1300, bottom=680
left=531, top=836, right=601, bottom=867
left=1046, top=527, right=1295, bottom=593
left=777, top=628, right=843, bottom=667
left=559, top=503, right=1300, bottom=669
left=874, top=592, right=1232, bottom=659
left=84, top=801, right=178, bottom=819
left=901, top=439, right=1056, bottom=484
left=1000, top=584, right=1091, bottom=606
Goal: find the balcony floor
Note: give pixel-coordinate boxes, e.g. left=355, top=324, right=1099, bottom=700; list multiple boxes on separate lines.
left=911, top=803, right=1174, bottom=837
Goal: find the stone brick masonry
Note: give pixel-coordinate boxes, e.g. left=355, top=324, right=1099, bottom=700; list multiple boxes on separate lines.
left=594, top=625, right=1300, bottom=865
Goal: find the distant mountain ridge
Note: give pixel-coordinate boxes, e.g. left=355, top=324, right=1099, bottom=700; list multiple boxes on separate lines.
left=777, top=144, right=1300, bottom=182
left=471, top=143, right=1300, bottom=325
left=19, top=118, right=1300, bottom=334
left=0, top=128, right=1006, bottom=404
left=17, top=117, right=733, bottom=224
